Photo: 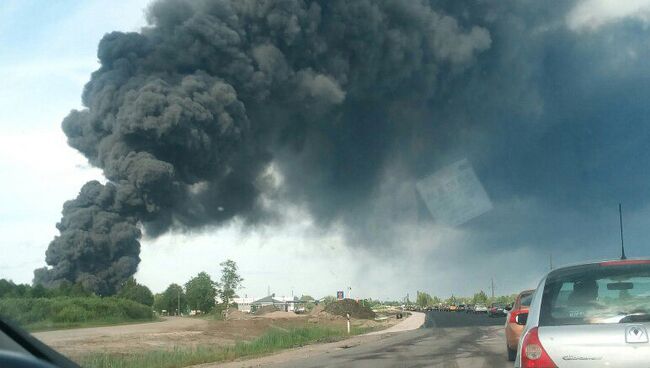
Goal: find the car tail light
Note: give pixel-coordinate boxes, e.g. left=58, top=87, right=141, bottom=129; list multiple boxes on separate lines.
left=509, top=309, right=521, bottom=323
left=509, top=308, right=529, bottom=323
left=521, top=327, right=557, bottom=368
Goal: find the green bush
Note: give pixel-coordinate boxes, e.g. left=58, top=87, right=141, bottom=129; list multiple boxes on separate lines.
left=0, top=297, right=154, bottom=330
left=54, top=304, right=90, bottom=323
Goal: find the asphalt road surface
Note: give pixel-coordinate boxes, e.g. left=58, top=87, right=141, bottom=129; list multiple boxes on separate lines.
left=260, top=311, right=513, bottom=368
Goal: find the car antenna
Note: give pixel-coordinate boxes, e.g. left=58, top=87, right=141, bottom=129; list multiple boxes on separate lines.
left=619, top=203, right=627, bottom=260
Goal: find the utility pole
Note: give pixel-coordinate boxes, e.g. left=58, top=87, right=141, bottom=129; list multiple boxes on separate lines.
left=177, top=289, right=181, bottom=316
left=490, top=278, right=495, bottom=299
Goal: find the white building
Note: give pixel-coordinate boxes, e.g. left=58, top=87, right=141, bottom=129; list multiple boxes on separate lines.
left=233, top=296, right=256, bottom=313
left=251, top=294, right=301, bottom=312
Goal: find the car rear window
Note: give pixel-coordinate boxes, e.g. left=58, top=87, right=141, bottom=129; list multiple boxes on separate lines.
left=539, top=263, right=650, bottom=326
left=520, top=292, right=533, bottom=307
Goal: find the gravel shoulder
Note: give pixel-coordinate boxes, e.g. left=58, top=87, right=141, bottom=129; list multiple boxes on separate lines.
left=365, top=312, right=424, bottom=335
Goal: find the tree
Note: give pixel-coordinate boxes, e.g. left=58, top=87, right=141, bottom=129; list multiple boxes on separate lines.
left=185, top=272, right=217, bottom=313
left=445, top=295, right=458, bottom=305
left=416, top=291, right=434, bottom=308
left=52, top=281, right=91, bottom=297
left=154, top=284, right=187, bottom=315
left=117, top=278, right=154, bottom=306
left=321, top=295, right=337, bottom=306
left=217, top=260, right=243, bottom=309
left=30, top=284, right=49, bottom=298
left=472, top=290, right=489, bottom=305
left=0, top=279, right=16, bottom=298
left=492, top=294, right=517, bottom=305
left=299, top=295, right=315, bottom=302
left=12, top=283, right=30, bottom=297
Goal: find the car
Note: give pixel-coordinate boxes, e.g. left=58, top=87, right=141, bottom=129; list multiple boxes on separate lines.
left=488, top=303, right=507, bottom=317
left=474, top=304, right=488, bottom=313
left=465, top=304, right=475, bottom=313
left=449, top=304, right=458, bottom=312
left=505, top=289, right=535, bottom=361
left=515, top=258, right=650, bottom=368
left=457, top=304, right=466, bottom=312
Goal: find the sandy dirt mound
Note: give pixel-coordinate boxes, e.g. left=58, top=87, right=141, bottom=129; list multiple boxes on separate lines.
left=307, top=304, right=343, bottom=322
left=262, top=311, right=305, bottom=319
left=309, top=304, right=325, bottom=315
left=226, top=309, right=252, bottom=320
left=324, top=299, right=376, bottom=320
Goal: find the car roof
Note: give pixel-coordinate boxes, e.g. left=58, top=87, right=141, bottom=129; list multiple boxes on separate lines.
left=518, top=289, right=535, bottom=296
left=546, top=258, right=650, bottom=280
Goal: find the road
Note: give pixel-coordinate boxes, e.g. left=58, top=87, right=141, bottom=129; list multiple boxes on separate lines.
left=216, top=311, right=513, bottom=368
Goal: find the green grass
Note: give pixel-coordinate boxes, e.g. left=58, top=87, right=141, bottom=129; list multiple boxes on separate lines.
left=0, top=297, right=156, bottom=332
left=78, top=325, right=374, bottom=368
left=24, top=316, right=161, bottom=332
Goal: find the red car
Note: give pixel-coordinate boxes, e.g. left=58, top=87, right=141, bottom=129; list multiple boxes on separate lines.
left=505, top=289, right=534, bottom=361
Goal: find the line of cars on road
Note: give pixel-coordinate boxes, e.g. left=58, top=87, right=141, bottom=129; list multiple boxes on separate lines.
left=407, top=303, right=510, bottom=315
left=434, top=303, right=505, bottom=316
left=505, top=258, right=650, bottom=367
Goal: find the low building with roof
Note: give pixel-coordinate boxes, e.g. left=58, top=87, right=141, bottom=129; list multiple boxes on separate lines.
left=251, top=294, right=301, bottom=312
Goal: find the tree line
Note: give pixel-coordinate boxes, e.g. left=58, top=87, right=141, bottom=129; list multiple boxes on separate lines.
left=0, top=277, right=154, bottom=306
left=153, top=259, right=243, bottom=315
left=415, top=290, right=517, bottom=308
left=0, top=259, right=243, bottom=315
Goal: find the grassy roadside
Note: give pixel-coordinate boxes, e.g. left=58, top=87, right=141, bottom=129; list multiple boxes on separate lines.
left=0, top=297, right=156, bottom=332
left=78, top=325, right=376, bottom=368
left=26, top=317, right=162, bottom=332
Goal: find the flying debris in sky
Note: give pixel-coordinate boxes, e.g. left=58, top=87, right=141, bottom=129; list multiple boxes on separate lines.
left=416, top=159, right=492, bottom=226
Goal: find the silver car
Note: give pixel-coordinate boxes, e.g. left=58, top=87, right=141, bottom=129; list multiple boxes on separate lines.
left=515, top=259, right=650, bottom=368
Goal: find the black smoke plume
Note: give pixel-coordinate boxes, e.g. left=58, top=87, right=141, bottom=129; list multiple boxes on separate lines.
left=35, top=0, right=491, bottom=294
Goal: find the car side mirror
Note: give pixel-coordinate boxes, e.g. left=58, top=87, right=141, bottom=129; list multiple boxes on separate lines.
left=515, top=312, right=528, bottom=325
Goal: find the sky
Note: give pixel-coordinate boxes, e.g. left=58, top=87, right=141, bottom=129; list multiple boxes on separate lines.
left=2, top=0, right=650, bottom=301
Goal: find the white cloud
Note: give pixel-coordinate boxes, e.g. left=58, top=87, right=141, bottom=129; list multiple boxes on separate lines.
left=0, top=128, right=103, bottom=282
left=0, top=0, right=151, bottom=283
left=567, top=0, right=650, bottom=31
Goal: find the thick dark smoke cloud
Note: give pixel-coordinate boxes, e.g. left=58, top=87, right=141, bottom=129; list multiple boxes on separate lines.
left=35, top=0, right=491, bottom=294
left=36, top=0, right=650, bottom=294
left=34, top=181, right=141, bottom=294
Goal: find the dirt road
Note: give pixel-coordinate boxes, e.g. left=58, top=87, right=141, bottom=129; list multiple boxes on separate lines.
left=365, top=312, right=424, bottom=335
